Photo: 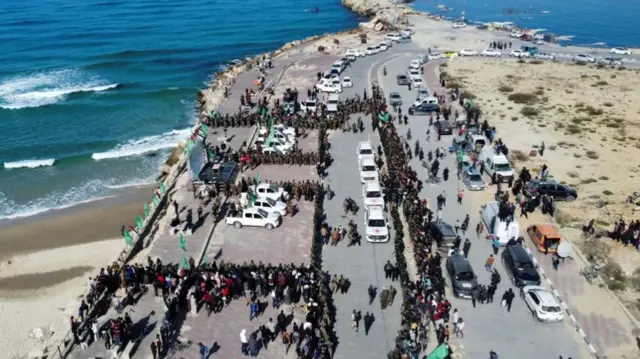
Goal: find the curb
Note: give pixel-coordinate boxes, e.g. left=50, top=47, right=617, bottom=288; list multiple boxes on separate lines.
left=523, top=246, right=600, bottom=358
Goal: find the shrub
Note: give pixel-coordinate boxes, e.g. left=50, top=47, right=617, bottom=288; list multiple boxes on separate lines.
left=584, top=106, right=604, bottom=116
left=603, top=190, right=613, bottom=195
left=602, top=261, right=627, bottom=291
left=510, top=150, right=529, bottom=162
left=507, top=93, right=538, bottom=105
left=567, top=171, right=579, bottom=178
left=317, top=46, right=325, bottom=52
left=595, top=80, right=608, bottom=86
left=520, top=106, right=539, bottom=117
left=580, top=178, right=598, bottom=184
left=585, top=151, right=599, bottom=159
left=580, top=238, right=611, bottom=263
left=599, top=176, right=609, bottom=180
left=498, top=85, right=514, bottom=93
left=530, top=60, right=544, bottom=65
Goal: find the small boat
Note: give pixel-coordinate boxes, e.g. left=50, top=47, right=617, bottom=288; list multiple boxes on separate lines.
left=309, top=6, right=319, bottom=13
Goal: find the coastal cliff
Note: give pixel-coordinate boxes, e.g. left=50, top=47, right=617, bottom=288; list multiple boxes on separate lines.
left=341, top=0, right=400, bottom=16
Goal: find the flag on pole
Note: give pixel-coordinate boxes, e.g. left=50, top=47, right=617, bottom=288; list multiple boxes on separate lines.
left=426, top=344, right=449, bottom=359
left=136, top=215, right=144, bottom=230
left=248, top=189, right=257, bottom=204
left=159, top=182, right=166, bottom=194
left=143, top=203, right=150, bottom=217
left=124, top=231, right=133, bottom=245
left=255, top=173, right=260, bottom=183
left=379, top=112, right=390, bottom=123
left=181, top=256, right=190, bottom=269
left=207, top=148, right=216, bottom=162
left=180, top=232, right=187, bottom=251
left=152, top=195, right=160, bottom=207
left=468, top=98, right=475, bottom=109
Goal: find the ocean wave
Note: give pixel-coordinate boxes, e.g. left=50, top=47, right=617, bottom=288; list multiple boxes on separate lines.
left=91, top=128, right=191, bottom=160
left=3, top=158, right=56, bottom=169
left=0, top=69, right=118, bottom=109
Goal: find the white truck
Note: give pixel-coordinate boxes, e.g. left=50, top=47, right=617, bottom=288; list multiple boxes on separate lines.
left=252, top=197, right=287, bottom=216
left=250, top=183, right=290, bottom=201
left=226, top=207, right=281, bottom=229
left=365, top=205, right=390, bottom=243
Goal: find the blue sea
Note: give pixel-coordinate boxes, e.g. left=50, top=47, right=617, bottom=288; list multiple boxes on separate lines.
left=0, top=0, right=360, bottom=219
left=0, top=0, right=637, bottom=220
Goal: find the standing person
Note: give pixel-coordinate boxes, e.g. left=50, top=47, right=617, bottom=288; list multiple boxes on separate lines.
left=492, top=237, right=501, bottom=255
left=471, top=287, right=480, bottom=308
left=351, top=310, right=359, bottom=332
left=380, top=287, right=390, bottom=310
left=476, top=221, right=484, bottom=238
left=198, top=342, right=209, bottom=359
left=501, top=289, right=515, bottom=312
left=150, top=341, right=158, bottom=359
left=552, top=254, right=560, bottom=271
left=454, top=318, right=465, bottom=338
left=452, top=308, right=459, bottom=329
left=485, top=254, right=495, bottom=272
left=463, top=239, right=471, bottom=258
left=240, top=329, right=248, bottom=354
left=368, top=285, right=377, bottom=305
left=457, top=188, right=464, bottom=204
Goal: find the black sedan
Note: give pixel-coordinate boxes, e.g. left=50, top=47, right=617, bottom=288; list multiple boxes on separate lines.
left=433, top=120, right=453, bottom=135
left=396, top=74, right=410, bottom=86
left=408, top=103, right=439, bottom=115
left=389, top=92, right=402, bottom=106
left=523, top=179, right=578, bottom=201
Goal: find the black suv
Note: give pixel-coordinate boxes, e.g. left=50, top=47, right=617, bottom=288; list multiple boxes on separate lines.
left=433, top=120, right=453, bottom=135
left=408, top=103, right=440, bottom=115
left=396, top=74, right=410, bottom=86
left=428, top=222, right=457, bottom=249
left=501, top=244, right=541, bottom=287
left=523, top=179, right=577, bottom=201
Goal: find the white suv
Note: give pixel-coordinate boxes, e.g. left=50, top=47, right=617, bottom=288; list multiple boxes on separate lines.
left=365, top=206, right=389, bottom=243
left=362, top=181, right=384, bottom=208
left=573, top=53, right=595, bottom=63
left=359, top=157, right=379, bottom=183
left=509, top=49, right=530, bottom=58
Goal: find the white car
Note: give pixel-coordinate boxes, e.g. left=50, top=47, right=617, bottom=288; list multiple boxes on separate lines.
left=459, top=49, right=478, bottom=56
left=257, top=129, right=295, bottom=144
left=255, top=137, right=294, bottom=154
left=362, top=181, right=384, bottom=208
left=378, top=42, right=388, bottom=51
left=373, top=44, right=382, bottom=54
left=401, top=28, right=414, bottom=37
left=416, top=88, right=430, bottom=101
left=250, top=183, right=290, bottom=201
left=272, top=124, right=296, bottom=137
left=409, top=59, right=422, bottom=69
left=262, top=147, right=286, bottom=155
left=411, top=78, right=424, bottom=88
left=357, top=140, right=375, bottom=162
left=386, top=33, right=402, bottom=42
left=226, top=207, right=281, bottom=230
left=533, top=53, right=555, bottom=60
left=315, top=82, right=342, bottom=93
left=407, top=68, right=421, bottom=80
left=252, top=197, right=287, bottom=217
left=509, top=49, right=530, bottom=58
left=599, top=57, right=623, bottom=66
left=452, top=22, right=466, bottom=28
left=365, top=206, right=389, bottom=243
left=365, top=46, right=375, bottom=55
left=345, top=49, right=360, bottom=58
left=359, top=157, right=379, bottom=183
left=573, top=53, right=595, bottom=63
left=481, top=49, right=501, bottom=57
left=427, top=52, right=443, bottom=60
left=342, top=76, right=353, bottom=88
left=610, top=47, right=631, bottom=55
left=521, top=286, right=564, bottom=323
left=510, top=31, right=523, bottom=38
left=300, top=98, right=318, bottom=113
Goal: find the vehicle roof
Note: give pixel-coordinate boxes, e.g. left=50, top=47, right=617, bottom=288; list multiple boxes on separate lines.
left=464, top=166, right=480, bottom=175
left=524, top=286, right=558, bottom=305
left=390, top=92, right=401, bottom=97
left=449, top=255, right=473, bottom=271
left=397, top=74, right=408, bottom=78
left=361, top=157, right=376, bottom=165
left=367, top=206, right=385, bottom=217
left=435, top=222, right=456, bottom=237
left=506, top=245, right=532, bottom=263
left=528, top=224, right=561, bottom=238
left=358, top=140, right=373, bottom=149
left=364, top=181, right=381, bottom=191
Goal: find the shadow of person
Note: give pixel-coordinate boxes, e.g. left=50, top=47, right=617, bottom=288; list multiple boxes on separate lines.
left=364, top=313, right=375, bottom=335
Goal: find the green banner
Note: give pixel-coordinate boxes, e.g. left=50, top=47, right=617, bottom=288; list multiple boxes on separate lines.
left=143, top=203, right=150, bottom=217
left=159, top=182, right=166, bottom=194
left=248, top=189, right=257, bottom=204
left=379, top=112, right=390, bottom=123
left=180, top=233, right=187, bottom=251
left=124, top=231, right=133, bottom=245
left=255, top=173, right=260, bottom=183
left=181, top=256, right=190, bottom=269
left=468, top=98, right=475, bottom=109
left=427, top=344, right=449, bottom=359
left=207, top=148, right=216, bottom=161
left=136, top=215, right=144, bottom=230
left=152, top=195, right=160, bottom=207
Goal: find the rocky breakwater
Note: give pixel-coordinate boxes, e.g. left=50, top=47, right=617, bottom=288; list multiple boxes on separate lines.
left=342, top=0, right=410, bottom=31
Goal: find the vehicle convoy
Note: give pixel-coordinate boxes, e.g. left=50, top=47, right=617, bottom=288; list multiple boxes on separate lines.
left=359, top=157, right=379, bottom=183
left=226, top=206, right=282, bottom=229
left=357, top=140, right=375, bottom=162
left=362, top=180, right=384, bottom=208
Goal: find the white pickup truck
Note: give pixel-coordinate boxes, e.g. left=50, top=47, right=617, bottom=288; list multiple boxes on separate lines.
left=250, top=183, right=290, bottom=201
left=226, top=207, right=281, bottom=229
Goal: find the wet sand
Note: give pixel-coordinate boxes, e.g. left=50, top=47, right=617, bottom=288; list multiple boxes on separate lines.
left=0, top=265, right=93, bottom=294
left=0, top=186, right=154, bottom=260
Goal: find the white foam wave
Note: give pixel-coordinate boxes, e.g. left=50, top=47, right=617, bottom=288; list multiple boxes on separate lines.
left=92, top=128, right=192, bottom=160
left=3, top=158, right=56, bottom=169
left=0, top=69, right=118, bottom=109
left=104, top=179, right=155, bottom=189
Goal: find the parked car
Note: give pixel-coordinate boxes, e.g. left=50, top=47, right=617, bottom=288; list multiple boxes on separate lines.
left=428, top=222, right=458, bottom=249
left=365, top=46, right=375, bottom=55
left=501, top=244, right=541, bottom=287
left=509, top=49, right=530, bottom=58
left=357, top=140, right=375, bottom=162
left=533, top=53, right=555, bottom=60
left=396, top=74, right=410, bottom=86
left=364, top=205, right=389, bottom=243
left=428, top=52, right=443, bottom=60
left=446, top=255, right=478, bottom=299
left=459, top=49, right=478, bottom=56
left=408, top=103, right=440, bottom=115
left=315, top=82, right=342, bottom=93
left=523, top=179, right=577, bottom=201
left=452, top=22, right=467, bottom=28
left=252, top=197, right=288, bottom=217
left=461, top=166, right=485, bottom=190
left=386, top=33, right=402, bottom=42
left=250, top=183, right=290, bottom=201
left=389, top=92, right=402, bottom=106
left=443, top=51, right=457, bottom=58
left=433, top=120, right=453, bottom=135
left=407, top=68, right=421, bottom=80
left=342, top=76, right=353, bottom=88
left=481, top=49, right=501, bottom=57
left=599, top=57, right=622, bottom=66
left=610, top=47, right=631, bottom=55
left=226, top=207, right=281, bottom=229
left=411, top=78, right=424, bottom=88
left=573, top=53, right=595, bottom=63
left=416, top=88, right=430, bottom=101
left=300, top=98, right=318, bottom=113
left=521, top=286, right=564, bottom=322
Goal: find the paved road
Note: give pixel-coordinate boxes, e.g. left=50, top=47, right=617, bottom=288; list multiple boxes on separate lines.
left=374, top=53, right=589, bottom=358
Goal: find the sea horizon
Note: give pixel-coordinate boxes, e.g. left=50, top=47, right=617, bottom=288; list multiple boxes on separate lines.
left=1, top=0, right=638, bottom=220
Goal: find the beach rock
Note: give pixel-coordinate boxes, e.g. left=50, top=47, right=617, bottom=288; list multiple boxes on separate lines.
left=374, top=22, right=385, bottom=31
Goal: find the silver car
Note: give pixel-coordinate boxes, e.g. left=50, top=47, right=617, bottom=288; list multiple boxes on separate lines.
left=462, top=166, right=485, bottom=190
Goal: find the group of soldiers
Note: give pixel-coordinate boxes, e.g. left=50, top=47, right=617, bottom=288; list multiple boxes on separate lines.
left=239, top=149, right=322, bottom=167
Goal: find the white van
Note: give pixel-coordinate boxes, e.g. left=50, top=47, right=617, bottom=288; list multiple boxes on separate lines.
left=327, top=93, right=340, bottom=114
left=413, top=96, right=439, bottom=107
left=386, top=33, right=402, bottom=42
left=365, top=205, right=389, bottom=243
left=409, top=59, right=422, bottom=70
left=359, top=157, right=379, bottom=183
left=480, top=201, right=519, bottom=245
left=362, top=180, right=384, bottom=207
left=331, top=60, right=345, bottom=74
left=479, top=146, right=514, bottom=182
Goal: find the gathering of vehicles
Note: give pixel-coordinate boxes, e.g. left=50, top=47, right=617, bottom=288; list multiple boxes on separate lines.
left=357, top=140, right=389, bottom=243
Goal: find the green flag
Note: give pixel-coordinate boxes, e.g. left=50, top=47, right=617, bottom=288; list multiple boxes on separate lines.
left=248, top=189, right=257, bottom=204
left=207, top=148, right=216, bottom=161
left=255, top=173, right=260, bottom=183
left=136, top=215, right=144, bottom=230
left=180, top=233, right=187, bottom=251
left=200, top=123, right=209, bottom=133
left=427, top=344, right=449, bottom=359
left=211, top=111, right=218, bottom=126
left=255, top=106, right=261, bottom=114
left=152, top=195, right=160, bottom=207
left=159, top=182, right=166, bottom=194
left=143, top=203, right=150, bottom=217
left=181, top=256, right=190, bottom=269
left=468, top=98, right=475, bottom=109
left=379, top=112, right=390, bottom=123
left=124, top=231, right=133, bottom=245
left=261, top=106, right=267, bottom=117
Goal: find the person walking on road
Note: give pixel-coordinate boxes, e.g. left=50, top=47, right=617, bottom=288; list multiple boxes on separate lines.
left=368, top=285, right=377, bottom=305
left=476, top=222, right=484, bottom=238
left=454, top=318, right=465, bottom=338
left=463, top=238, right=471, bottom=258
left=485, top=254, right=495, bottom=272
left=501, top=289, right=515, bottom=312
left=457, top=188, right=464, bottom=204
left=492, top=237, right=501, bottom=255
